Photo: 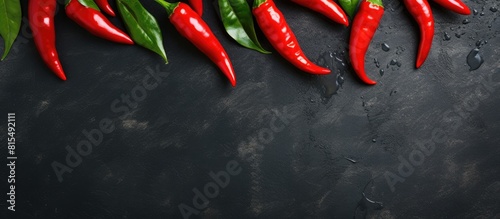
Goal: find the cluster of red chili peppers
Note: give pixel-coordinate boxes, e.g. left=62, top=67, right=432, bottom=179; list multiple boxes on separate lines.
left=19, top=0, right=471, bottom=86
left=29, top=0, right=133, bottom=80
left=349, top=0, right=471, bottom=84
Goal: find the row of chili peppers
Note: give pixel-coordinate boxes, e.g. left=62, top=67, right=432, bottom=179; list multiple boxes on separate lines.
left=348, top=0, right=470, bottom=84
left=1, top=0, right=471, bottom=86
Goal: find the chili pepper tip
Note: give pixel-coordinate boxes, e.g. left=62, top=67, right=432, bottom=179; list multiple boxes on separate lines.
left=188, top=0, right=203, bottom=16
left=364, top=79, right=377, bottom=85
left=224, top=68, right=237, bottom=87
left=357, top=74, right=377, bottom=85
left=121, top=37, right=135, bottom=45
left=461, top=7, right=471, bottom=15
left=304, top=67, right=331, bottom=75
left=291, top=0, right=350, bottom=27
left=433, top=0, right=471, bottom=15
left=104, top=8, right=116, bottom=17
left=416, top=60, right=425, bottom=69
left=54, top=70, right=67, bottom=81
left=96, top=0, right=116, bottom=17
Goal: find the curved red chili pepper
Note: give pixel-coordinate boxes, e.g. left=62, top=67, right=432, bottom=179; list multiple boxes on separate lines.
left=253, top=0, right=330, bottom=75
left=156, top=1, right=236, bottom=86
left=95, top=0, right=116, bottom=17
left=29, top=0, right=66, bottom=80
left=404, top=0, right=434, bottom=68
left=349, top=0, right=383, bottom=85
left=291, top=0, right=349, bottom=26
left=188, top=0, right=203, bottom=16
left=431, top=0, right=471, bottom=15
left=66, top=0, right=134, bottom=44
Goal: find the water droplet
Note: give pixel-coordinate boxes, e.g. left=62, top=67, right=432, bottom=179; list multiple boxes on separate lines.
left=310, top=98, right=315, bottom=103
left=344, top=156, right=357, bottom=163
left=372, top=138, right=377, bottom=143
left=381, top=43, right=390, bottom=52
left=374, top=58, right=380, bottom=68
left=336, top=74, right=345, bottom=87
left=379, top=69, right=385, bottom=76
left=490, top=7, right=498, bottom=12
left=450, top=27, right=455, bottom=31
left=444, top=32, right=451, bottom=41
left=473, top=9, right=478, bottom=15
left=396, top=60, right=402, bottom=67
left=480, top=12, right=485, bottom=16
left=462, top=19, right=470, bottom=24
left=488, top=24, right=493, bottom=28
left=466, top=48, right=484, bottom=71
left=390, top=59, right=397, bottom=65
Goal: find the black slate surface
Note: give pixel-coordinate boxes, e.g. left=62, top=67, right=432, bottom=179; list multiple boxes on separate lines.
left=1, top=0, right=500, bottom=218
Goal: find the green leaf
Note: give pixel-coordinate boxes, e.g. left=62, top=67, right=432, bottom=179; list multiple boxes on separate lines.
left=219, top=0, right=270, bottom=54
left=0, top=0, right=21, bottom=60
left=65, top=0, right=100, bottom=10
left=117, top=0, right=167, bottom=63
left=339, top=0, right=360, bottom=17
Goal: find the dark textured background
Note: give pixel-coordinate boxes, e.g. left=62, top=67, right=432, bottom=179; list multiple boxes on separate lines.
left=1, top=0, right=499, bottom=218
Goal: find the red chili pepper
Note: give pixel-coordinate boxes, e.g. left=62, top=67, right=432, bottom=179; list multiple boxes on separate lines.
left=95, top=0, right=116, bottom=17
left=253, top=0, right=331, bottom=75
left=291, top=0, right=349, bottom=27
left=65, top=0, right=134, bottom=44
left=403, top=0, right=434, bottom=68
left=431, top=0, right=471, bottom=15
left=29, top=0, right=66, bottom=81
left=349, top=0, right=383, bottom=85
left=188, top=0, right=203, bottom=16
left=156, top=1, right=236, bottom=86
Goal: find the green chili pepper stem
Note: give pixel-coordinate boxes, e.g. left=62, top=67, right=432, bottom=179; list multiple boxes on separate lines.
left=367, top=0, right=383, bottom=7
left=253, top=0, right=267, bottom=8
left=155, top=0, right=179, bottom=15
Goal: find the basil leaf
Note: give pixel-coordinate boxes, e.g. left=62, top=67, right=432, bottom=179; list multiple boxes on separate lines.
left=218, top=0, right=270, bottom=54
left=339, top=0, right=360, bottom=17
left=117, top=0, right=167, bottom=63
left=0, top=0, right=21, bottom=60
